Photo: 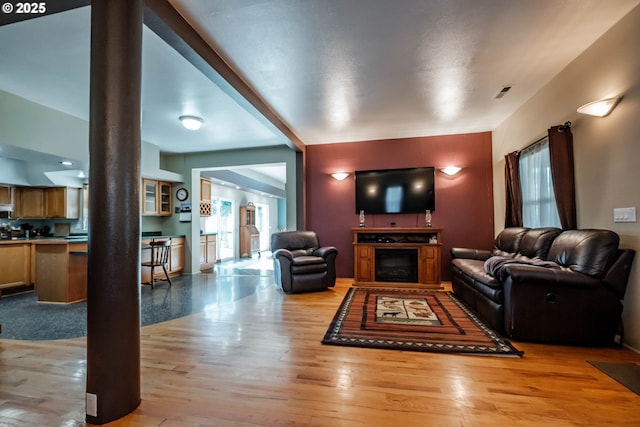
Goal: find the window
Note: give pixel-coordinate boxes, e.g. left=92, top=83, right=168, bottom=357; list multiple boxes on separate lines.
left=519, top=137, right=561, bottom=228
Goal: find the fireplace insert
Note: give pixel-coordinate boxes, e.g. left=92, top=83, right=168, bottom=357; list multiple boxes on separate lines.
left=375, top=248, right=418, bottom=283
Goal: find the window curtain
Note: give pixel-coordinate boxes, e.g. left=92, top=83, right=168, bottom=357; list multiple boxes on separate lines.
left=520, top=138, right=561, bottom=228
left=504, top=151, right=522, bottom=227
left=548, top=123, right=577, bottom=230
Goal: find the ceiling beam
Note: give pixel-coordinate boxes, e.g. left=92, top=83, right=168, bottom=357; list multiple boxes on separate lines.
left=143, top=0, right=305, bottom=153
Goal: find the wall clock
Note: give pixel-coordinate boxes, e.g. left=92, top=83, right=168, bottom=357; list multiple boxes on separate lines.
left=176, top=187, right=189, bottom=201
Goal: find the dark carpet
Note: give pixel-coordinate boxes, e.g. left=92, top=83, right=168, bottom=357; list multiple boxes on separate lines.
left=589, top=360, right=640, bottom=395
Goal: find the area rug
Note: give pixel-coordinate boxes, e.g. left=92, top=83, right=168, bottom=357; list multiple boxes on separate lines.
left=322, top=287, right=523, bottom=357
left=589, top=361, right=640, bottom=395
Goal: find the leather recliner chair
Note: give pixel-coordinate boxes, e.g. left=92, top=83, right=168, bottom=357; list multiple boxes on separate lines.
left=271, top=231, right=338, bottom=293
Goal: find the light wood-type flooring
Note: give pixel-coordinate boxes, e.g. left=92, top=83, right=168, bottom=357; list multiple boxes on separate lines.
left=1, top=275, right=640, bottom=426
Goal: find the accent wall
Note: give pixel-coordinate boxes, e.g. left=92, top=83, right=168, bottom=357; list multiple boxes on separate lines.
left=305, top=132, right=494, bottom=280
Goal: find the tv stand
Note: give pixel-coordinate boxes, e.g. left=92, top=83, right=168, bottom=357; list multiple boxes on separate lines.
left=353, top=227, right=442, bottom=288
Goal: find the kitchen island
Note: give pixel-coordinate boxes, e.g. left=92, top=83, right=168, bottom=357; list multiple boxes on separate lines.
left=32, top=239, right=88, bottom=303
left=0, top=234, right=184, bottom=303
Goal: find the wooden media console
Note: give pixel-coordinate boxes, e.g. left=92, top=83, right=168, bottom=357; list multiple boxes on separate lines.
left=352, top=227, right=443, bottom=288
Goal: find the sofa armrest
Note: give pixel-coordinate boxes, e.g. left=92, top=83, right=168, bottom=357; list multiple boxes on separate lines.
left=503, top=264, right=622, bottom=345
left=450, top=248, right=492, bottom=261
left=314, top=246, right=338, bottom=287
left=504, top=264, right=601, bottom=289
left=313, top=246, right=338, bottom=259
left=273, top=248, right=294, bottom=262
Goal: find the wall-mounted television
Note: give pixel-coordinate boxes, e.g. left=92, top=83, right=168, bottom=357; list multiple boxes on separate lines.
left=355, top=167, right=435, bottom=214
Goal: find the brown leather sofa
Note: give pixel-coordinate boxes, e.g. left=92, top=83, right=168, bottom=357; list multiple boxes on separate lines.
left=271, top=231, right=338, bottom=293
left=451, top=227, right=635, bottom=345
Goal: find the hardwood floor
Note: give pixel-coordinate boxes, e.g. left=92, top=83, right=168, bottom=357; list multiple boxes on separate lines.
left=1, top=277, right=639, bottom=426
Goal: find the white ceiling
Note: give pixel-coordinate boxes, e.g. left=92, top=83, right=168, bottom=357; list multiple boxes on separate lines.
left=1, top=0, right=639, bottom=187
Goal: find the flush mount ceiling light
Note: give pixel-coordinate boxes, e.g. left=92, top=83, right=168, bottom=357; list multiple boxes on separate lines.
left=577, top=97, right=622, bottom=117
left=179, top=115, right=204, bottom=130
left=59, top=160, right=74, bottom=166
left=440, top=166, right=462, bottom=176
left=331, top=172, right=350, bottom=181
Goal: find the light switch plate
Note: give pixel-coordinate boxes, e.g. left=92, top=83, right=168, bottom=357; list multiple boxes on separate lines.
left=613, top=207, right=636, bottom=223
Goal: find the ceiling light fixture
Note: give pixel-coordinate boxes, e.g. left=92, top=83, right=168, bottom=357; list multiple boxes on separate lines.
left=441, top=166, right=462, bottom=176
left=577, top=97, right=622, bottom=117
left=331, top=172, right=350, bottom=181
left=179, top=115, right=204, bottom=130
left=59, top=160, right=74, bottom=166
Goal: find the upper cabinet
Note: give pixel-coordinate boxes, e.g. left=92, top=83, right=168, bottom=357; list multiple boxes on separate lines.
left=45, top=187, right=80, bottom=218
left=142, top=178, right=172, bottom=216
left=0, top=186, right=11, bottom=205
left=12, top=187, right=80, bottom=219
left=13, top=187, right=45, bottom=218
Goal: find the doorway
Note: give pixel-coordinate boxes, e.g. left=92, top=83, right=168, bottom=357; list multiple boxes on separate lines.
left=202, top=198, right=235, bottom=261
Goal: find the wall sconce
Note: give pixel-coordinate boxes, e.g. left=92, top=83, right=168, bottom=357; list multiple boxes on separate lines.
left=577, top=97, right=622, bottom=117
left=179, top=115, right=204, bottom=130
left=331, top=172, right=350, bottom=181
left=440, top=166, right=462, bottom=176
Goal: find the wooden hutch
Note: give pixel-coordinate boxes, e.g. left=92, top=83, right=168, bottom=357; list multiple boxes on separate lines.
left=239, top=203, right=260, bottom=258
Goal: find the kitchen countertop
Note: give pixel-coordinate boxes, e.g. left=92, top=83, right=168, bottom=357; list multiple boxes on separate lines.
left=0, top=236, right=87, bottom=244
left=0, top=234, right=185, bottom=245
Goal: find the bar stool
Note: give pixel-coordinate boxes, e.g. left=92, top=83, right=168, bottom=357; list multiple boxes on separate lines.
left=142, top=240, right=172, bottom=288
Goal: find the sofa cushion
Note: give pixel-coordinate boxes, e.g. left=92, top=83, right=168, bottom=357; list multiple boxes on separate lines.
left=271, top=230, right=320, bottom=252
left=547, top=229, right=620, bottom=278
left=291, top=256, right=327, bottom=274
left=291, top=249, right=314, bottom=257
left=519, top=227, right=561, bottom=259
left=452, top=258, right=499, bottom=287
left=492, top=227, right=528, bottom=256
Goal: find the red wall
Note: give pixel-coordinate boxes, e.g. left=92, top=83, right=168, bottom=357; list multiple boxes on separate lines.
left=305, top=132, right=495, bottom=281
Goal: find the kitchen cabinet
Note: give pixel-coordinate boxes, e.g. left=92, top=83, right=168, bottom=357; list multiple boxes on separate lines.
left=200, top=234, right=217, bottom=270
left=142, top=179, right=172, bottom=216
left=159, top=182, right=172, bottom=215
left=13, top=187, right=45, bottom=218
left=0, top=241, right=31, bottom=291
left=45, top=187, right=80, bottom=218
left=239, top=203, right=259, bottom=258
left=0, top=186, right=11, bottom=205
left=12, top=187, right=79, bottom=219
left=141, top=236, right=184, bottom=284
left=169, top=237, right=185, bottom=274
left=33, top=241, right=87, bottom=303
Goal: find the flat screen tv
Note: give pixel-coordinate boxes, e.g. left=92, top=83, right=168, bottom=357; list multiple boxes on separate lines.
left=355, top=167, right=435, bottom=214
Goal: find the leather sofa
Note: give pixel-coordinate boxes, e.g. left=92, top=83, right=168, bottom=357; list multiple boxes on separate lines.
left=451, top=227, right=635, bottom=345
left=271, top=231, right=338, bottom=293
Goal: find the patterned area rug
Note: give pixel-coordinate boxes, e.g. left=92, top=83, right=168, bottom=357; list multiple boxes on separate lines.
left=322, top=287, right=523, bottom=357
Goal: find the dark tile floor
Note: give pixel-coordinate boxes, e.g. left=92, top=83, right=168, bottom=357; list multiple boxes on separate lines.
left=0, top=255, right=274, bottom=341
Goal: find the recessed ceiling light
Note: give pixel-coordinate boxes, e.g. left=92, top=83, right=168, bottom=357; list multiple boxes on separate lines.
left=179, top=115, right=204, bottom=130
left=59, top=161, right=73, bottom=166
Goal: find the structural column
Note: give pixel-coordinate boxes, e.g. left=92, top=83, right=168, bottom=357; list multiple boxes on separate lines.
left=86, top=0, right=143, bottom=424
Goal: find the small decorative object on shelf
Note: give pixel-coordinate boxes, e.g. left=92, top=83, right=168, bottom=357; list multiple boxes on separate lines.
left=425, top=210, right=432, bottom=228
left=359, top=210, right=365, bottom=227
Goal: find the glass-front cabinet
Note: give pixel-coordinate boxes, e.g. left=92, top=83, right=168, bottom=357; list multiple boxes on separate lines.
left=142, top=179, right=158, bottom=215
left=159, top=182, right=172, bottom=215
left=142, top=179, right=172, bottom=216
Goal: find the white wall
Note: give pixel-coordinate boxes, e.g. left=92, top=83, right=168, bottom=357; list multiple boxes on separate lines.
left=493, top=5, right=640, bottom=351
